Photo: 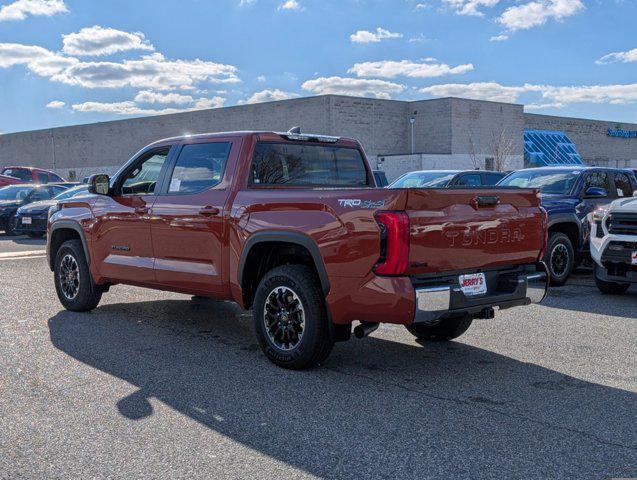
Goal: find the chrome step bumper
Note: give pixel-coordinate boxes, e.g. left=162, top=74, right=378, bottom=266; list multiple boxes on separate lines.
left=413, top=263, right=548, bottom=324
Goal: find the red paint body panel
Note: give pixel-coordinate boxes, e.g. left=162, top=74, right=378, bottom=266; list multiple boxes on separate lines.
left=48, top=131, right=545, bottom=326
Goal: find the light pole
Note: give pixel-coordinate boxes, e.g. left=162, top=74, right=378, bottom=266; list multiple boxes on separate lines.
left=409, top=117, right=415, bottom=154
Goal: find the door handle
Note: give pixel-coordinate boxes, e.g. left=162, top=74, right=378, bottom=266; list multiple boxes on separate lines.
left=199, top=206, right=220, bottom=216
left=471, top=196, right=500, bottom=209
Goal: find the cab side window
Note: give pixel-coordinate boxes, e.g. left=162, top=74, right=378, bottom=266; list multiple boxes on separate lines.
left=37, top=172, right=49, bottom=184
left=120, top=149, right=169, bottom=195
left=613, top=172, right=633, bottom=198
left=167, top=142, right=230, bottom=195
left=583, top=172, right=609, bottom=196
left=4, top=168, right=31, bottom=182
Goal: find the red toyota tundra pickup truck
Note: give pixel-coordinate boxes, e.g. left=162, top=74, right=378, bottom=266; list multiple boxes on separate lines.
left=47, top=129, right=548, bottom=369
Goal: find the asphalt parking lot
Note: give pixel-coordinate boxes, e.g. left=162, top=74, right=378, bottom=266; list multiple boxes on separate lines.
left=0, top=237, right=635, bottom=479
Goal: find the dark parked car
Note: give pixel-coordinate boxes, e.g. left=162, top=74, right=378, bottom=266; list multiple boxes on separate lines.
left=498, top=166, right=637, bottom=285
left=0, top=184, right=69, bottom=235
left=389, top=170, right=506, bottom=188
left=13, top=185, right=89, bottom=238
left=372, top=170, right=389, bottom=187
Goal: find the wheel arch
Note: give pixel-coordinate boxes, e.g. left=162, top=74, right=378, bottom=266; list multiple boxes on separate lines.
left=238, top=231, right=330, bottom=309
left=48, top=221, right=90, bottom=271
left=547, top=217, right=581, bottom=251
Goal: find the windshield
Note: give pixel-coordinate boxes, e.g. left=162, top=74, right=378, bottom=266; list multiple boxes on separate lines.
left=390, top=171, right=457, bottom=188
left=0, top=185, right=34, bottom=201
left=54, top=185, right=88, bottom=200
left=498, top=170, right=580, bottom=195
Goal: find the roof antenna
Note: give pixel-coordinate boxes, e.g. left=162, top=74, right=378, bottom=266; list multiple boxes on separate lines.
left=288, top=126, right=301, bottom=134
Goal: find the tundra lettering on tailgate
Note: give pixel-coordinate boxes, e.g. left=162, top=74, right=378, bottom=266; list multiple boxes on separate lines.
left=445, top=227, right=525, bottom=247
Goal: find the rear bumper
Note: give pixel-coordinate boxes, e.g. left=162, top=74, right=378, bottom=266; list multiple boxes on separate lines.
left=413, top=263, right=548, bottom=324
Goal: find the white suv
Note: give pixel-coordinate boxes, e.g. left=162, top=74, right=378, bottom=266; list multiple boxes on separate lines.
left=590, top=197, right=637, bottom=294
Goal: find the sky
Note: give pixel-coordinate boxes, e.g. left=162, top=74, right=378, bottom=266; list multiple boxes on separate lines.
left=0, top=0, right=636, bottom=133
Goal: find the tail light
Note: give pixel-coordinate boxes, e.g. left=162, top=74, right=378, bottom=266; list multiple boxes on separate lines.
left=374, top=211, right=409, bottom=275
left=538, top=206, right=549, bottom=261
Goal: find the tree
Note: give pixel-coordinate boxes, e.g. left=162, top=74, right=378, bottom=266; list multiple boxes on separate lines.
left=467, top=130, right=481, bottom=170
left=489, top=127, right=515, bottom=172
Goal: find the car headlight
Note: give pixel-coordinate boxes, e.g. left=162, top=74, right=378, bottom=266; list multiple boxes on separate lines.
left=591, top=207, right=608, bottom=223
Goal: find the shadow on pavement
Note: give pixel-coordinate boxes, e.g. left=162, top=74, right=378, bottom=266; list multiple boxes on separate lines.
left=48, top=299, right=637, bottom=479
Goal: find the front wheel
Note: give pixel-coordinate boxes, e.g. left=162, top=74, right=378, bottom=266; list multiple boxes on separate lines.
left=54, top=239, right=103, bottom=312
left=253, top=265, right=333, bottom=369
left=406, top=315, right=473, bottom=342
left=594, top=265, right=630, bottom=295
left=544, top=232, right=574, bottom=287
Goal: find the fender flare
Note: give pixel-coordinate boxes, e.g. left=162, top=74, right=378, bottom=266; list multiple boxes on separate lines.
left=547, top=214, right=583, bottom=249
left=238, top=231, right=330, bottom=296
left=49, top=220, right=91, bottom=269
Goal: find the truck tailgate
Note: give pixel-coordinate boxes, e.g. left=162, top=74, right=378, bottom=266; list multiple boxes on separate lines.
left=404, top=188, right=545, bottom=275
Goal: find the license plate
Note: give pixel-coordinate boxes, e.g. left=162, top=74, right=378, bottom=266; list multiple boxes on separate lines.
left=632, top=252, right=637, bottom=265
left=21, top=217, right=32, bottom=225
left=459, top=273, right=487, bottom=296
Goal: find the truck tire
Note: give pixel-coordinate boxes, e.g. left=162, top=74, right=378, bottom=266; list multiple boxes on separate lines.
left=54, top=239, right=103, bottom=312
left=594, top=265, right=630, bottom=295
left=544, top=232, right=574, bottom=287
left=406, top=315, right=473, bottom=341
left=253, top=265, right=334, bottom=369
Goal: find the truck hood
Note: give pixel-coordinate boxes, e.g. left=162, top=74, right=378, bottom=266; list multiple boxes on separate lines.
left=17, top=200, right=56, bottom=215
left=607, top=196, right=637, bottom=213
left=540, top=194, right=580, bottom=213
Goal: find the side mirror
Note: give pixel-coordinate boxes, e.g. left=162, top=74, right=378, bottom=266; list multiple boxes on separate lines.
left=584, top=186, right=607, bottom=198
left=88, top=174, right=110, bottom=195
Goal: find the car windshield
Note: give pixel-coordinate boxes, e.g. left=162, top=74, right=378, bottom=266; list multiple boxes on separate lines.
left=390, top=171, right=457, bottom=188
left=54, top=185, right=88, bottom=200
left=0, top=185, right=34, bottom=201
left=498, top=170, right=581, bottom=195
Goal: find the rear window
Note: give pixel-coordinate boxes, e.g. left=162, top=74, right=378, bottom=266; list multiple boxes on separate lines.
left=251, top=142, right=369, bottom=187
left=2, top=168, right=31, bottom=182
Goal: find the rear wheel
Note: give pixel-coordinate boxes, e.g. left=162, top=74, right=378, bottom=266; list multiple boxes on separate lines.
left=253, top=265, right=333, bottom=369
left=594, top=264, right=630, bottom=295
left=406, top=315, right=473, bottom=342
left=54, top=239, right=103, bottom=312
left=544, top=232, right=574, bottom=287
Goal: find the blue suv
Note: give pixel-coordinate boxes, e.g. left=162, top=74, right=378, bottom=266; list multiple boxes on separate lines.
left=498, top=167, right=637, bottom=286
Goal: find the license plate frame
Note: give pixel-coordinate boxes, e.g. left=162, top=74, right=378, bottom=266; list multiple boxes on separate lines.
left=21, top=217, right=32, bottom=225
left=459, top=272, right=487, bottom=297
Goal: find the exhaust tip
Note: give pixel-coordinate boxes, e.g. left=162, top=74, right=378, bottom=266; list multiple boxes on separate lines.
left=353, top=322, right=379, bottom=339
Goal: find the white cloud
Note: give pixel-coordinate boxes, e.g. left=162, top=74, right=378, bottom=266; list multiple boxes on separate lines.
left=301, top=76, right=405, bottom=99
left=443, top=0, right=500, bottom=16
left=350, top=27, right=403, bottom=44
left=348, top=59, right=473, bottom=78
left=419, top=81, right=637, bottom=108
left=239, top=0, right=256, bottom=5
left=419, top=82, right=541, bottom=103
left=498, top=0, right=584, bottom=32
left=134, top=90, right=193, bottom=105
left=0, top=42, right=78, bottom=77
left=62, top=26, right=154, bottom=57
left=538, top=84, right=637, bottom=106
left=278, top=0, right=301, bottom=10
left=490, top=34, right=509, bottom=42
left=72, top=95, right=225, bottom=116
left=0, top=0, right=67, bottom=22
left=596, top=48, right=637, bottom=65
left=256, top=75, right=267, bottom=82
left=46, top=100, right=65, bottom=109
left=239, top=88, right=299, bottom=104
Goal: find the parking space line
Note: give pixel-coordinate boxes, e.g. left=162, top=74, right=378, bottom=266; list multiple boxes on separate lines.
left=0, top=250, right=47, bottom=260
